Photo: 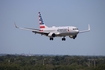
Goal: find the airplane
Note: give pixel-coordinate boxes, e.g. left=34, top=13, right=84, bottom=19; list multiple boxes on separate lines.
left=14, top=12, right=90, bottom=41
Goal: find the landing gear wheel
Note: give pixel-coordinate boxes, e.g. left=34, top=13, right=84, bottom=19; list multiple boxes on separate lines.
left=50, top=38, right=53, bottom=40
left=62, top=37, right=66, bottom=41
left=73, top=35, right=77, bottom=39
left=73, top=37, right=75, bottom=39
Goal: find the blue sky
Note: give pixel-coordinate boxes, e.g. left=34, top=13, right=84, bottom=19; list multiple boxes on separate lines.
left=0, top=0, right=105, bottom=56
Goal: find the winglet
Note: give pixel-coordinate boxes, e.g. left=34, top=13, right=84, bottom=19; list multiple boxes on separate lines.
left=79, top=24, right=90, bottom=33
left=14, top=22, right=19, bottom=28
left=88, top=24, right=90, bottom=31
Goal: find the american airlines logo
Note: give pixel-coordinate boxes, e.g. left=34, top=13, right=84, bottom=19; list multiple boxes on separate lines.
left=57, top=29, right=68, bottom=32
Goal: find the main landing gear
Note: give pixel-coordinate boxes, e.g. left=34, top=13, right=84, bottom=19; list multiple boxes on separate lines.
left=49, top=37, right=66, bottom=41
left=50, top=37, right=53, bottom=40
left=62, top=37, right=66, bottom=41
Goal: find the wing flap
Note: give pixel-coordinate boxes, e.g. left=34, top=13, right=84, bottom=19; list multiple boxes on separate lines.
left=32, top=31, right=48, bottom=36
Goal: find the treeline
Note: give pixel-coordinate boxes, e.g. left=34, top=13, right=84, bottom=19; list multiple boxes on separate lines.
left=0, top=54, right=105, bottom=70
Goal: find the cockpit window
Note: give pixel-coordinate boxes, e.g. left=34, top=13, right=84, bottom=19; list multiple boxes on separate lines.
left=73, top=28, right=78, bottom=30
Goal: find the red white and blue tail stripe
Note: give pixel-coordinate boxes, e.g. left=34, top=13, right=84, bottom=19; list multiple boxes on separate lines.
left=38, top=12, right=47, bottom=29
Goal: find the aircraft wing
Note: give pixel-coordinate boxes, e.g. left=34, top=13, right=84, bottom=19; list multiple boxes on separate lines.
left=79, top=24, right=90, bottom=33
left=14, top=22, right=49, bottom=36
left=32, top=31, right=48, bottom=36
left=14, top=22, right=39, bottom=31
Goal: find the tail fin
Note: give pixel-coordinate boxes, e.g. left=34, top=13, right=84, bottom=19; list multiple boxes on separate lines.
left=38, top=12, right=48, bottom=29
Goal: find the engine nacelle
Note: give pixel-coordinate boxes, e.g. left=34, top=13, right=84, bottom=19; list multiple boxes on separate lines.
left=69, top=35, right=73, bottom=38
left=69, top=35, right=77, bottom=39
left=48, top=33, right=56, bottom=37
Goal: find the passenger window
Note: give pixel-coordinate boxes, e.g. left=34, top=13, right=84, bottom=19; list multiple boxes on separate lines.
left=73, top=28, right=78, bottom=30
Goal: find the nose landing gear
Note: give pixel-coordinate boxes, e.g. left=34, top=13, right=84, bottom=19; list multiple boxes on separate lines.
left=73, top=35, right=77, bottom=39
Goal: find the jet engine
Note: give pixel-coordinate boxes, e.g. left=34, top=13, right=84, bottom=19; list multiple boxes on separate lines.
left=69, top=35, right=77, bottom=39
left=48, top=32, right=56, bottom=37
left=69, top=35, right=73, bottom=38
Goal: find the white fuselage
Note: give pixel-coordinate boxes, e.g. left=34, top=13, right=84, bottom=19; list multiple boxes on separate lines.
left=40, top=26, right=79, bottom=37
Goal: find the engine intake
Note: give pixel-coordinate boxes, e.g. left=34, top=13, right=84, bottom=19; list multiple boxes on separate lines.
left=69, top=35, right=73, bottom=38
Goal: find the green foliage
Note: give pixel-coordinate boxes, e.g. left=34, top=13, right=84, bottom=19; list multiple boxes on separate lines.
left=0, top=55, right=105, bottom=70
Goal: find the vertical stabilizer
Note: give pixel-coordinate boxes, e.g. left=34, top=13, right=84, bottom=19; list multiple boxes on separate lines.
left=38, top=12, right=48, bottom=29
